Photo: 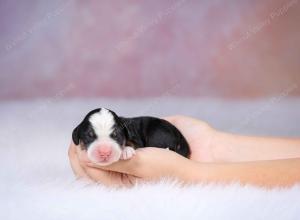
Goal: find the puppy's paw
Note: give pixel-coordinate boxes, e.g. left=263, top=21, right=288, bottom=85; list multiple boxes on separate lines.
left=121, top=147, right=136, bottom=160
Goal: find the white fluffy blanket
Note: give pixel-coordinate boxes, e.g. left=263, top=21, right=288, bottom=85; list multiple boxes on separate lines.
left=1, top=98, right=300, bottom=220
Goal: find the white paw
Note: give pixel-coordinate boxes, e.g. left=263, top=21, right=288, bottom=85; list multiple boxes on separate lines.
left=121, top=147, right=136, bottom=160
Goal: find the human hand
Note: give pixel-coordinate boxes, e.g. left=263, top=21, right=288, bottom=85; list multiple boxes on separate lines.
left=68, top=141, right=193, bottom=186
left=86, top=146, right=192, bottom=181
left=164, top=115, right=217, bottom=162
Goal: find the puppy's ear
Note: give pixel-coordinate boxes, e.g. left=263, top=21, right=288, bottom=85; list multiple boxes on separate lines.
left=72, top=125, right=80, bottom=145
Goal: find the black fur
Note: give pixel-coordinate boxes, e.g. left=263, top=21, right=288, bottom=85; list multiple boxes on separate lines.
left=120, top=117, right=190, bottom=157
left=72, top=109, right=102, bottom=148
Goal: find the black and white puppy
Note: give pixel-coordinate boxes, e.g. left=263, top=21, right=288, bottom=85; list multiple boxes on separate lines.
left=72, top=108, right=190, bottom=166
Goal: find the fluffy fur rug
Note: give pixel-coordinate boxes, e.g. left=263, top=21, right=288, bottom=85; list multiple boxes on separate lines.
left=1, top=98, right=300, bottom=220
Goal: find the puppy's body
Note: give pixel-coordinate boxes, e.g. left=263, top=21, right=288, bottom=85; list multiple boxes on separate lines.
left=120, top=116, right=190, bottom=157
left=72, top=108, right=190, bottom=165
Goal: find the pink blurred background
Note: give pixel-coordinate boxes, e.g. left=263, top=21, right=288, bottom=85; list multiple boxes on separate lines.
left=0, top=0, right=299, bottom=100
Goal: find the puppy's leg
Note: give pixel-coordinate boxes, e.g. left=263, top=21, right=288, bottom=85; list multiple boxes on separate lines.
left=121, top=147, right=136, bottom=160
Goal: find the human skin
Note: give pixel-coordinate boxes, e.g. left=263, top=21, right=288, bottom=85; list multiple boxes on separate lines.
left=68, top=115, right=300, bottom=188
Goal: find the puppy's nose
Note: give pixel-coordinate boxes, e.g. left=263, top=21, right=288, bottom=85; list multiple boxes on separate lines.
left=97, top=145, right=112, bottom=159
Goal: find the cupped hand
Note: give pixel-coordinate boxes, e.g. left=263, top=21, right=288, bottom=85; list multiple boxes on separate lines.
left=164, top=115, right=217, bottom=162
left=68, top=141, right=191, bottom=186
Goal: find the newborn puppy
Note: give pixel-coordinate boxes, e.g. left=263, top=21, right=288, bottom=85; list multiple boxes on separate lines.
left=72, top=108, right=190, bottom=165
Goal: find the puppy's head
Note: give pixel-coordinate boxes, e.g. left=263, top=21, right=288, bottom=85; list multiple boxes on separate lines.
left=72, top=108, right=126, bottom=165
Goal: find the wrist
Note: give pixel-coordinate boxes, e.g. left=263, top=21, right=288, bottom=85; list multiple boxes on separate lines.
left=176, top=159, right=206, bottom=183
left=180, top=160, right=235, bottom=185
left=210, top=131, right=237, bottom=162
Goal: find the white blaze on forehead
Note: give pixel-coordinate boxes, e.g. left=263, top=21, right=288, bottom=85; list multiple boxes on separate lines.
left=87, top=108, right=122, bottom=165
left=89, top=108, right=115, bottom=137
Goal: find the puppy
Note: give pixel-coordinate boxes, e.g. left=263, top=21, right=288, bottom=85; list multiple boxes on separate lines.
left=72, top=108, right=190, bottom=166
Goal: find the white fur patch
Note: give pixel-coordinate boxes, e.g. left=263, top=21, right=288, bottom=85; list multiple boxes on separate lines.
left=87, top=140, right=122, bottom=166
left=89, top=108, right=115, bottom=138
left=121, top=147, right=136, bottom=160
left=87, top=108, right=122, bottom=165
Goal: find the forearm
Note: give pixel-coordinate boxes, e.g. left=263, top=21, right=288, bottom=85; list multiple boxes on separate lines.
left=183, top=158, right=300, bottom=188
left=212, top=131, right=300, bottom=162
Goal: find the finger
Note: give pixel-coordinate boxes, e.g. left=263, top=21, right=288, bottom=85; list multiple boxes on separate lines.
left=68, top=143, right=90, bottom=179
left=83, top=166, right=136, bottom=187
left=87, top=152, right=141, bottom=176
left=75, top=144, right=91, bottom=163
left=83, top=166, right=112, bottom=184
left=87, top=160, right=136, bottom=175
left=87, top=148, right=163, bottom=177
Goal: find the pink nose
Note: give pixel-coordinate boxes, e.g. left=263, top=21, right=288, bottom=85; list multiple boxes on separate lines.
left=96, top=145, right=112, bottom=160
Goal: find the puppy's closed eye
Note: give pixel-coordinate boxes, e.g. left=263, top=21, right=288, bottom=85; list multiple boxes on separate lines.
left=111, top=131, right=117, bottom=138
left=87, top=131, right=94, bottom=138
